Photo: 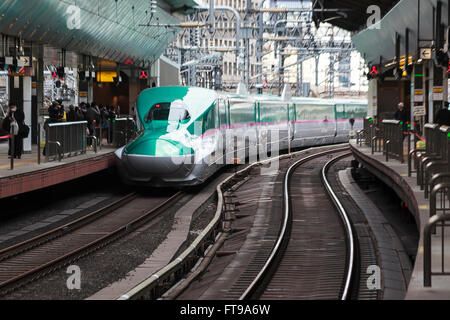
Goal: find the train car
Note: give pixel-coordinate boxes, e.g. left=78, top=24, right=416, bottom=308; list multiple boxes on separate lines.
left=115, top=86, right=367, bottom=186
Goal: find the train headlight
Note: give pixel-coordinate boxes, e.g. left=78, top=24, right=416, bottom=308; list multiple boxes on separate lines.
left=114, top=146, right=125, bottom=160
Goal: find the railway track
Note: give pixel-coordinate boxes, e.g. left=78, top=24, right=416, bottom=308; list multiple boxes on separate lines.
left=166, top=145, right=379, bottom=301
left=114, top=145, right=378, bottom=300
left=0, top=191, right=183, bottom=296
left=239, top=149, right=356, bottom=300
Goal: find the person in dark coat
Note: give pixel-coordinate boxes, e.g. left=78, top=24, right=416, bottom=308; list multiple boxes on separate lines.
left=394, top=102, right=408, bottom=123
left=67, top=105, right=77, bottom=122
left=85, top=102, right=100, bottom=146
left=74, top=106, right=84, bottom=121
left=435, top=102, right=450, bottom=126
left=394, top=102, right=409, bottom=136
left=48, top=102, right=59, bottom=122
left=2, top=102, right=25, bottom=159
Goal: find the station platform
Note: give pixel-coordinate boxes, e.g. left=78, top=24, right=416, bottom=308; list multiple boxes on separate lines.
left=350, top=140, right=450, bottom=299
left=0, top=141, right=117, bottom=200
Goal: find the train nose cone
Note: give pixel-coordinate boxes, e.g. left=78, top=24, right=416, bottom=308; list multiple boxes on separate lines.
left=123, top=139, right=194, bottom=176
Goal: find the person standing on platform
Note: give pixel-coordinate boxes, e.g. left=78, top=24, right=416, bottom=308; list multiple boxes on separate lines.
left=108, top=106, right=117, bottom=144
left=74, top=106, right=84, bottom=121
left=67, top=105, right=77, bottom=122
left=2, top=102, right=25, bottom=159
left=394, top=102, right=408, bottom=123
left=435, top=102, right=450, bottom=126
left=394, top=102, right=408, bottom=136
left=85, top=102, right=100, bottom=147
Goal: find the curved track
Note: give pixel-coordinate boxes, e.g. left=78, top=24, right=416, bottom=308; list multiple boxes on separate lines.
left=240, top=149, right=356, bottom=300
left=0, top=191, right=182, bottom=296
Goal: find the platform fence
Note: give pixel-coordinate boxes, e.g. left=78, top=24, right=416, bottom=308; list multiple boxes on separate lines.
left=416, top=124, right=441, bottom=189
left=424, top=129, right=450, bottom=286
left=44, top=121, right=87, bottom=162
left=381, top=120, right=403, bottom=163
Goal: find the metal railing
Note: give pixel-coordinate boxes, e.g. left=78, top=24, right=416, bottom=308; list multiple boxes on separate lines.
left=112, top=117, right=136, bottom=148
left=371, top=124, right=383, bottom=154
left=45, top=121, right=88, bottom=162
left=415, top=125, right=450, bottom=287
left=382, top=120, right=404, bottom=163
left=424, top=178, right=450, bottom=287
left=417, top=124, right=441, bottom=189
left=407, top=128, right=424, bottom=177
left=357, top=117, right=374, bottom=147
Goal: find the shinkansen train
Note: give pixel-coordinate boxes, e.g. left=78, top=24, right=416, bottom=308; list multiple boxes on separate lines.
left=115, top=86, right=367, bottom=186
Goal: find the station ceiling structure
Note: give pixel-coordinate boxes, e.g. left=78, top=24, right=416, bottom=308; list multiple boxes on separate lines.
left=312, top=0, right=400, bottom=32
left=0, top=0, right=199, bottom=67
left=351, top=0, right=448, bottom=66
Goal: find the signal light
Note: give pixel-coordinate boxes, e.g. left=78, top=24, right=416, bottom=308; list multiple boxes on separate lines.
left=367, top=65, right=380, bottom=80
left=140, top=71, right=148, bottom=79
left=370, top=66, right=379, bottom=75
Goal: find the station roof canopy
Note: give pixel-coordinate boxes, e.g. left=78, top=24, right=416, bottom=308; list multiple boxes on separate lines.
left=312, top=0, right=400, bottom=32
left=0, top=0, right=199, bottom=66
left=352, top=0, right=449, bottom=66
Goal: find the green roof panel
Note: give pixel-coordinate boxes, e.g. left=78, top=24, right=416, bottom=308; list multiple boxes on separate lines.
left=0, top=0, right=197, bottom=64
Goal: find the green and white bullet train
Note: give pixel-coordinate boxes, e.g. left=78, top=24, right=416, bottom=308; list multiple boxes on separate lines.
left=115, top=86, right=367, bottom=186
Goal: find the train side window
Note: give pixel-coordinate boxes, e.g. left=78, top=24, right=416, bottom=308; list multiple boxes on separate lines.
left=218, top=99, right=227, bottom=127
left=335, top=104, right=345, bottom=119
left=204, top=106, right=216, bottom=132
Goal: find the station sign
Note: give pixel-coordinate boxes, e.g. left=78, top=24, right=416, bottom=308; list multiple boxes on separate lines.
left=17, top=56, right=31, bottom=67
left=420, top=48, right=432, bottom=60
left=433, top=87, right=444, bottom=101
left=96, top=71, right=117, bottom=83
left=0, top=76, right=6, bottom=87
left=414, top=89, right=424, bottom=102
left=413, top=105, right=426, bottom=117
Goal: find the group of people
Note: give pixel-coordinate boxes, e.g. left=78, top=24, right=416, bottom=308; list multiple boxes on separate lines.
left=47, top=101, right=118, bottom=144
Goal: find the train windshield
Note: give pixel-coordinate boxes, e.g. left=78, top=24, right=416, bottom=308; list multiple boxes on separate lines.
left=145, top=100, right=190, bottom=123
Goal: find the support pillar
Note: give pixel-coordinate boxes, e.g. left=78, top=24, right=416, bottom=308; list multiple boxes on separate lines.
left=22, top=76, right=32, bottom=153
left=35, top=44, right=44, bottom=146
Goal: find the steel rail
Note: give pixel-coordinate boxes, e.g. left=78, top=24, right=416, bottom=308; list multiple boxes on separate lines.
left=0, top=192, right=138, bottom=262
left=321, top=152, right=355, bottom=300
left=0, top=192, right=182, bottom=295
left=239, top=147, right=353, bottom=300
